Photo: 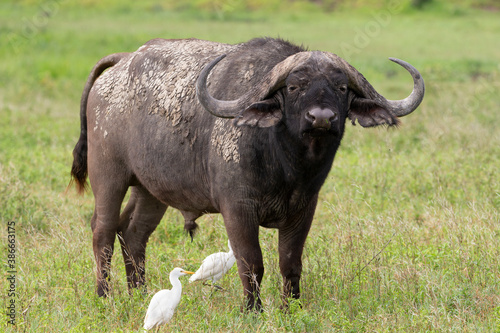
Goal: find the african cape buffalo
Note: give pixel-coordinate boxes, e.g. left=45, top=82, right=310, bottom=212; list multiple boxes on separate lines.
left=70, top=37, right=424, bottom=310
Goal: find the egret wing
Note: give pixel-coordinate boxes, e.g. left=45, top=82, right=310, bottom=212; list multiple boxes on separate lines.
left=144, top=289, right=175, bottom=330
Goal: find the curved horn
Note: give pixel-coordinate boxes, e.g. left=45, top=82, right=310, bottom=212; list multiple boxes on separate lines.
left=323, top=53, right=424, bottom=118
left=196, top=55, right=239, bottom=118
left=385, top=57, right=425, bottom=117
left=196, top=52, right=312, bottom=118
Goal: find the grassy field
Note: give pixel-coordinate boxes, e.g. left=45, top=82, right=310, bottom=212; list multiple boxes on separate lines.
left=1, top=1, right=500, bottom=332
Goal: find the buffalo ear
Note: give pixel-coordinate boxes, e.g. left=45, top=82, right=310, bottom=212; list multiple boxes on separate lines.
left=234, top=98, right=282, bottom=128
left=348, top=97, right=400, bottom=127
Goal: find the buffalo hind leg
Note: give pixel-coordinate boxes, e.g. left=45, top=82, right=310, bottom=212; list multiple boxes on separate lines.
left=278, top=198, right=316, bottom=308
left=117, top=185, right=167, bottom=292
left=91, top=185, right=128, bottom=297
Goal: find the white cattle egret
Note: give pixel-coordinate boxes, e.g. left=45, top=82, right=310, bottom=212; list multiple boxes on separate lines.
left=143, top=267, right=194, bottom=331
left=189, top=240, right=236, bottom=288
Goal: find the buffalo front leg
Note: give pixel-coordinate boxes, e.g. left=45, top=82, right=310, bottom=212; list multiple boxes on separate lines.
left=117, top=185, right=167, bottom=291
left=223, top=209, right=264, bottom=311
left=278, top=198, right=316, bottom=307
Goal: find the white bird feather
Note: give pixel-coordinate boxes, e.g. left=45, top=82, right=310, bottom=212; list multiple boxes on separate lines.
left=189, top=240, right=236, bottom=284
left=143, top=267, right=194, bottom=331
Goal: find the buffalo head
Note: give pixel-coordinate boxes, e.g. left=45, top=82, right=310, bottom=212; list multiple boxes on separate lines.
left=197, top=52, right=424, bottom=140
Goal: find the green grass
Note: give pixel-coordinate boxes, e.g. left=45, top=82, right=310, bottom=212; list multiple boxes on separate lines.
left=1, top=1, right=500, bottom=332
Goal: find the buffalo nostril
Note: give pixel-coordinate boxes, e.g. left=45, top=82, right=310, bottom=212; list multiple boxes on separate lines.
left=306, top=110, right=316, bottom=122
left=330, top=111, right=338, bottom=123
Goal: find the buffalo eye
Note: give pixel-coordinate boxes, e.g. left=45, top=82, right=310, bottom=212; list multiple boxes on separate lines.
left=287, top=85, right=299, bottom=93
left=339, top=84, right=348, bottom=94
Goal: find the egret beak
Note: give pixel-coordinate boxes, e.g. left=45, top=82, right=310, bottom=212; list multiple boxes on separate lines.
left=182, top=270, right=195, bottom=275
